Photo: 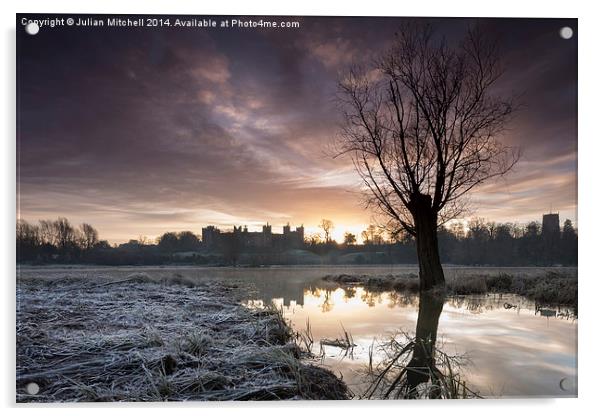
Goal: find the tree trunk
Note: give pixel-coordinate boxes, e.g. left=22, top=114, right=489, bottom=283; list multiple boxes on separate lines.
left=410, top=194, right=446, bottom=291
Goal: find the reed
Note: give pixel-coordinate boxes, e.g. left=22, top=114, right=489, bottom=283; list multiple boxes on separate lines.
left=363, top=332, right=480, bottom=400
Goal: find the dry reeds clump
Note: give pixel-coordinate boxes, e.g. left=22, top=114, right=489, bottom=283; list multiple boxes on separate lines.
left=323, top=270, right=576, bottom=309
left=447, top=275, right=488, bottom=294
left=323, top=273, right=420, bottom=293
left=16, top=275, right=348, bottom=402
left=459, top=271, right=577, bottom=309
left=363, top=332, right=480, bottom=400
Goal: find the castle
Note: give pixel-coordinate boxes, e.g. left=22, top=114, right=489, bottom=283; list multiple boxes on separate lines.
left=201, top=223, right=304, bottom=251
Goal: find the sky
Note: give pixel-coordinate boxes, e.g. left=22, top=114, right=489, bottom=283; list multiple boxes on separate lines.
left=17, top=15, right=577, bottom=243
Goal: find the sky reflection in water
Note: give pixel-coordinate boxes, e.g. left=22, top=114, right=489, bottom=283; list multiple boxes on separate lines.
left=251, top=286, right=577, bottom=398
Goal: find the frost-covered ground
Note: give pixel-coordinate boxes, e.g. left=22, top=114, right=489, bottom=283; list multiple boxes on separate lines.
left=16, top=272, right=347, bottom=402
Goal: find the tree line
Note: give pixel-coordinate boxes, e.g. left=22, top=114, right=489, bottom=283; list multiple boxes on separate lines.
left=436, top=218, right=577, bottom=266
left=17, top=216, right=577, bottom=266
left=304, top=218, right=577, bottom=266
left=16, top=218, right=208, bottom=264
left=17, top=217, right=107, bottom=262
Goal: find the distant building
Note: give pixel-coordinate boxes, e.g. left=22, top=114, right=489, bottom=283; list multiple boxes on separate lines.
left=275, top=223, right=305, bottom=249
left=542, top=213, right=560, bottom=266
left=542, top=213, right=560, bottom=238
left=201, top=222, right=304, bottom=251
left=201, top=225, right=221, bottom=248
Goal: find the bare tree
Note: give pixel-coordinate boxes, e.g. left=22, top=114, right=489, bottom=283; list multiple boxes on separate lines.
left=319, top=219, right=334, bottom=243
left=361, top=224, right=384, bottom=245
left=305, top=233, right=322, bottom=246
left=336, top=24, right=519, bottom=290
left=39, top=219, right=57, bottom=246
left=79, top=223, right=99, bottom=250
left=17, top=220, right=41, bottom=259
left=54, top=217, right=76, bottom=252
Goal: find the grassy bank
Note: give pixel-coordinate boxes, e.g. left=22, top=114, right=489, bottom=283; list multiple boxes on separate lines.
left=323, top=270, right=577, bottom=309
left=17, top=273, right=348, bottom=402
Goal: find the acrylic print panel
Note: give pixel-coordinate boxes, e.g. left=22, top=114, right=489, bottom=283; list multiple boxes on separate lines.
left=16, top=14, right=577, bottom=401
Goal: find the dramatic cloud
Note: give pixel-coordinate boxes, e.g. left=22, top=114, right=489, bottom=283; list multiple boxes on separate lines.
left=17, top=16, right=577, bottom=242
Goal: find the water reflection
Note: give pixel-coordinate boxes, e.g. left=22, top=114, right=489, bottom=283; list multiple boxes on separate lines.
left=406, top=293, right=445, bottom=397
left=247, top=281, right=577, bottom=398
left=364, top=293, right=480, bottom=399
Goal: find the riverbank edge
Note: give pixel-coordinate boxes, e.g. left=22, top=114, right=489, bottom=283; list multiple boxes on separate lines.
left=16, top=273, right=349, bottom=402
left=322, top=270, right=577, bottom=309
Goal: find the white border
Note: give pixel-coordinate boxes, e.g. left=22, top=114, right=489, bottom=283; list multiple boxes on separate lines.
left=3, top=1, right=601, bottom=415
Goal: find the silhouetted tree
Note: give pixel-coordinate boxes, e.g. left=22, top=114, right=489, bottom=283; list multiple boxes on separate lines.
left=448, top=222, right=466, bottom=239
left=16, top=220, right=40, bottom=261
left=50, top=217, right=81, bottom=259
left=157, top=232, right=179, bottom=254
left=95, top=240, right=111, bottom=250
left=561, top=219, right=577, bottom=265
left=177, top=231, right=201, bottom=251
left=524, top=221, right=540, bottom=238
left=436, top=227, right=456, bottom=263
left=521, top=221, right=542, bottom=264
left=79, top=223, right=99, bottom=251
left=562, top=219, right=576, bottom=239
left=319, top=219, right=334, bottom=243
left=343, top=232, right=357, bottom=245
left=362, top=224, right=384, bottom=245
left=336, top=23, right=519, bottom=290
left=305, top=233, right=321, bottom=246
left=491, top=223, right=514, bottom=265
left=119, top=239, right=143, bottom=250
left=38, top=219, right=57, bottom=246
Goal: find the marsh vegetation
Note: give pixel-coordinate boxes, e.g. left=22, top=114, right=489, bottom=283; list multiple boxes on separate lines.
left=323, top=269, right=577, bottom=309
left=16, top=272, right=348, bottom=402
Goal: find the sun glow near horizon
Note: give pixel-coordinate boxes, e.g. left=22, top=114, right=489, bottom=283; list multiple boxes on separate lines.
left=305, top=224, right=369, bottom=244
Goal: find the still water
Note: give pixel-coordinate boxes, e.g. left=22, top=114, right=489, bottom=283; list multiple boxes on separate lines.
left=258, top=287, right=576, bottom=397
left=19, top=265, right=578, bottom=398
left=235, top=266, right=577, bottom=398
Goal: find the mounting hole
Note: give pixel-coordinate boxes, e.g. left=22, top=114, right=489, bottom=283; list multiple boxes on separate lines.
left=25, top=22, right=40, bottom=36
left=559, top=26, right=573, bottom=40
left=559, top=376, right=576, bottom=392
left=25, top=382, right=40, bottom=395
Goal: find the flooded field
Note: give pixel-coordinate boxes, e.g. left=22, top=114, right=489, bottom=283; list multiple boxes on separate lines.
left=268, top=288, right=576, bottom=397
left=17, top=265, right=577, bottom=399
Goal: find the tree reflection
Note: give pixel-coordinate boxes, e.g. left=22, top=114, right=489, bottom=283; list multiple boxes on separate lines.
left=321, top=290, right=334, bottom=313
left=364, top=292, right=479, bottom=399
left=386, top=291, right=418, bottom=309
left=361, top=290, right=381, bottom=307
left=343, top=286, right=357, bottom=301
left=405, top=292, right=444, bottom=395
